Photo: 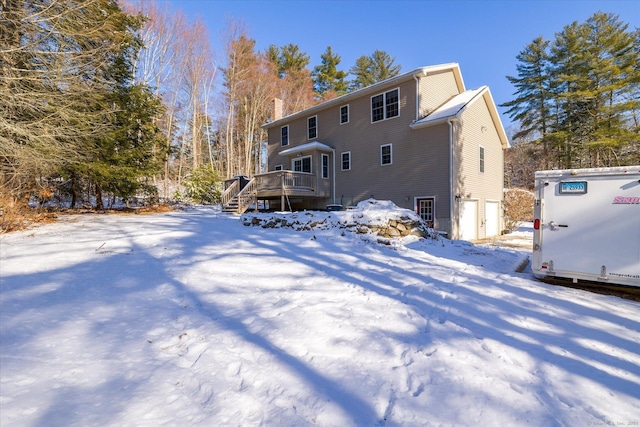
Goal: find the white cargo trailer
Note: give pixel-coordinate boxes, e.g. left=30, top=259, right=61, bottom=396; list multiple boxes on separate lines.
left=532, top=166, right=640, bottom=287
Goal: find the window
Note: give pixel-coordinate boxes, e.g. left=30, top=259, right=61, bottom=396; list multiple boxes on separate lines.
left=322, top=154, right=329, bottom=179
left=308, top=116, right=317, bottom=139
left=371, top=88, right=399, bottom=122
left=281, top=126, right=289, bottom=146
left=293, top=156, right=312, bottom=173
left=479, top=146, right=485, bottom=173
left=340, top=105, right=349, bottom=124
left=341, top=152, right=351, bottom=171
left=274, top=165, right=283, bottom=171
left=381, top=144, right=392, bottom=165
left=371, top=94, right=384, bottom=122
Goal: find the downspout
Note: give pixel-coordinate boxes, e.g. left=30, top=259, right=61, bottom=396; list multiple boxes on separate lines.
left=413, top=72, right=421, bottom=121
left=448, top=119, right=455, bottom=239
left=332, top=149, right=336, bottom=205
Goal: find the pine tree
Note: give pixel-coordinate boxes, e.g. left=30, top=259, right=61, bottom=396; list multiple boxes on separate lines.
left=349, top=50, right=401, bottom=90
left=311, top=46, right=348, bottom=100
left=504, top=12, right=639, bottom=170
left=501, top=37, right=554, bottom=168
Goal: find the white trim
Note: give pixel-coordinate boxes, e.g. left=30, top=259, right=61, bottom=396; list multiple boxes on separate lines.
left=341, top=151, right=351, bottom=171
left=414, top=196, right=436, bottom=225
left=371, top=87, right=400, bottom=124
left=307, top=115, right=318, bottom=140
left=339, top=104, right=349, bottom=124
left=292, top=155, right=312, bottom=174
left=321, top=153, right=329, bottom=179
left=380, top=144, right=393, bottom=166
left=274, top=164, right=283, bottom=171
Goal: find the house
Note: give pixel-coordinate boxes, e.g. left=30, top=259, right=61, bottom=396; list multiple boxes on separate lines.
left=222, top=63, right=509, bottom=240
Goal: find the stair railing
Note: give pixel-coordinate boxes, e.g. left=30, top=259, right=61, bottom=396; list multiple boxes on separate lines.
left=235, top=178, right=257, bottom=214
left=221, top=179, right=240, bottom=208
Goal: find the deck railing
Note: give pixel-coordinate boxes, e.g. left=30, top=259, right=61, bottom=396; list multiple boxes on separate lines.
left=254, top=170, right=315, bottom=193
left=222, top=171, right=317, bottom=213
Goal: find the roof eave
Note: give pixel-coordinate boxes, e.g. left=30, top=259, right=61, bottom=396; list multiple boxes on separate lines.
left=263, top=63, right=462, bottom=129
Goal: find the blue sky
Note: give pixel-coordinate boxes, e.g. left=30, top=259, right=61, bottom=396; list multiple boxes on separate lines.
left=169, top=0, right=640, bottom=131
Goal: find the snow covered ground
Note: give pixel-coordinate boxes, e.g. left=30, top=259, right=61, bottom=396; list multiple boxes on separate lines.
left=1, top=203, right=639, bottom=427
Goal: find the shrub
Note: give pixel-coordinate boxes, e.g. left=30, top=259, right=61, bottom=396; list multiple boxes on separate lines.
left=503, top=188, right=534, bottom=232
left=182, top=166, right=222, bottom=205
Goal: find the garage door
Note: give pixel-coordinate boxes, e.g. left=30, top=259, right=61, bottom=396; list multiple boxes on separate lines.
left=459, top=200, right=477, bottom=240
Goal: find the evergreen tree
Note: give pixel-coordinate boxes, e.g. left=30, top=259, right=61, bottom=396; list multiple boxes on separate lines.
left=311, top=46, right=348, bottom=100
left=349, top=50, right=401, bottom=90
left=501, top=37, right=554, bottom=168
left=0, top=0, right=165, bottom=208
left=504, top=12, right=639, bottom=170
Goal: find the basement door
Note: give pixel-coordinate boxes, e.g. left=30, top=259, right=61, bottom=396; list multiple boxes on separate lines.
left=416, top=197, right=435, bottom=228
left=459, top=200, right=478, bottom=240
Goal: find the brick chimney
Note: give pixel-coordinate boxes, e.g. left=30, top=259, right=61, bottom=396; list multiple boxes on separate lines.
left=272, top=98, right=283, bottom=122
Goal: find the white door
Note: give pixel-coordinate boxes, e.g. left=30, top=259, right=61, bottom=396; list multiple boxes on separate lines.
left=485, top=201, right=500, bottom=237
left=459, top=200, right=477, bottom=240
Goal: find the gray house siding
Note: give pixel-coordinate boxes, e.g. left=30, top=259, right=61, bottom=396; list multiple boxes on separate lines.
left=453, top=94, right=505, bottom=239
left=262, top=64, right=508, bottom=239
left=419, top=70, right=461, bottom=117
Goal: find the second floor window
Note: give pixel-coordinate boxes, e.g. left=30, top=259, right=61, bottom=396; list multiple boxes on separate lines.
left=308, top=116, right=317, bottom=139
left=372, top=88, right=399, bottom=122
left=281, top=126, right=289, bottom=146
left=340, top=105, right=349, bottom=124
left=341, top=152, right=351, bottom=171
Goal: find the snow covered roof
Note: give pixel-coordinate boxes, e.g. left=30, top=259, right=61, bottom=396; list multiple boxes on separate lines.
left=410, top=86, right=510, bottom=148
left=278, top=141, right=334, bottom=156
left=411, top=87, right=486, bottom=128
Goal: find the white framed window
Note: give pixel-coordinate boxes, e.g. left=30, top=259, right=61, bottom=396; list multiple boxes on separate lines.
left=341, top=151, right=351, bottom=171
left=340, top=105, right=349, bottom=124
left=371, top=88, right=399, bottom=123
left=321, top=154, right=329, bottom=179
left=381, top=144, right=392, bottom=165
left=281, top=125, right=289, bottom=146
left=308, top=116, right=317, bottom=139
left=293, top=155, right=312, bottom=173
left=274, top=164, right=283, bottom=171
left=479, top=146, right=485, bottom=173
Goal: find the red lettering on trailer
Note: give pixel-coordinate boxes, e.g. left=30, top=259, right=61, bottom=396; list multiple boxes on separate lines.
left=612, top=196, right=640, bottom=204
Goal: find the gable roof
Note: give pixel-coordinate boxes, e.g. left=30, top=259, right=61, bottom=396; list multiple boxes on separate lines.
left=410, top=86, right=510, bottom=148
left=263, top=63, right=465, bottom=129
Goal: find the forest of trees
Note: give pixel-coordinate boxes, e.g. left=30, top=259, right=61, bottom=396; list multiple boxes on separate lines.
left=0, top=0, right=402, bottom=212
left=1, top=1, right=638, bottom=219
left=503, top=12, right=639, bottom=189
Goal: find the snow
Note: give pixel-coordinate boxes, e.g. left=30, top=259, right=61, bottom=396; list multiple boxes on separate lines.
left=412, top=87, right=486, bottom=126
left=1, top=201, right=639, bottom=427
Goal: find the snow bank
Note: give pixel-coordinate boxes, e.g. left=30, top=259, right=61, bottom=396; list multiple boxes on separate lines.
left=1, top=206, right=639, bottom=426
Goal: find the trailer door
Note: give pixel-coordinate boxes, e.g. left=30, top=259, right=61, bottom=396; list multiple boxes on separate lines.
left=540, top=176, right=640, bottom=278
